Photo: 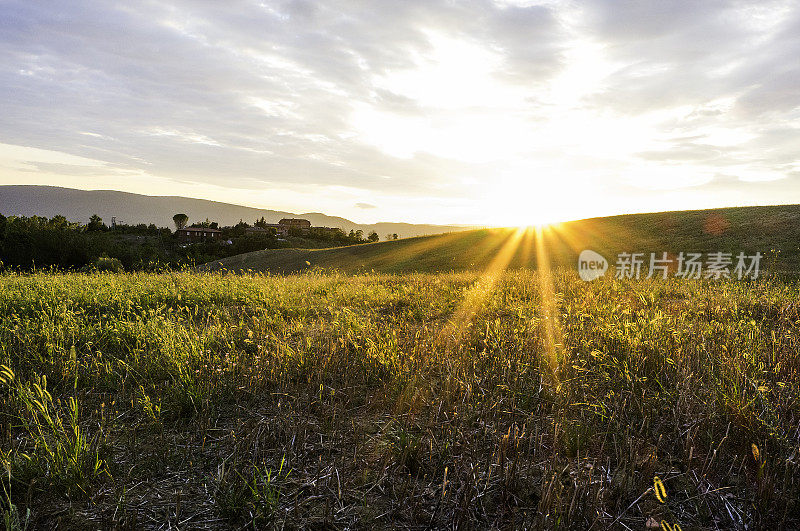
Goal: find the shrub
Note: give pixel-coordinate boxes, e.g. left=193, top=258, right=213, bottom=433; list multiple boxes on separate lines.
left=92, top=255, right=124, bottom=273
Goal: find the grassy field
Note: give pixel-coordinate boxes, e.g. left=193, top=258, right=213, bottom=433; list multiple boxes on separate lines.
left=0, top=270, right=798, bottom=529
left=203, top=205, right=800, bottom=275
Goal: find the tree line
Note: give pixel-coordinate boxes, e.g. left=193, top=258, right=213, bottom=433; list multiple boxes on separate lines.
left=0, top=213, right=384, bottom=271
left=0, top=214, right=172, bottom=271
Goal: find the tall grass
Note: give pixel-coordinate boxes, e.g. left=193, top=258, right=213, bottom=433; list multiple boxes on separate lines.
left=0, top=270, right=797, bottom=528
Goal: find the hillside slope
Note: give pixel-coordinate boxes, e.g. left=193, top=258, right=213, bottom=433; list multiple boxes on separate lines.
left=0, top=185, right=470, bottom=238
left=203, top=204, right=800, bottom=275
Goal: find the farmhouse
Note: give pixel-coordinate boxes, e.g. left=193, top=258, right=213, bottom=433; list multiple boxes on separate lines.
left=279, top=218, right=311, bottom=229
left=176, top=227, right=221, bottom=241
left=245, top=225, right=289, bottom=238
left=244, top=219, right=315, bottom=238
left=176, top=218, right=320, bottom=243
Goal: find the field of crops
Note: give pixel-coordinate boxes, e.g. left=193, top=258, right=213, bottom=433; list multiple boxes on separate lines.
left=1, top=270, right=798, bottom=529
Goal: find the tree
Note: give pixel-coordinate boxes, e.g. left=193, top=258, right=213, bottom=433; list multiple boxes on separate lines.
left=191, top=218, right=217, bottom=229
left=48, top=215, right=69, bottom=229
left=368, top=231, right=379, bottom=242
left=87, top=214, right=105, bottom=231
left=173, top=213, right=189, bottom=230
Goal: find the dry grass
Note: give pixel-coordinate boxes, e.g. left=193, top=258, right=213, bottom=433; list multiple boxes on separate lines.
left=0, top=270, right=798, bottom=529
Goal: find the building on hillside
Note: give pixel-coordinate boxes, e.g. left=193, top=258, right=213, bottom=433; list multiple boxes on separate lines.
left=246, top=225, right=288, bottom=237
left=176, top=227, right=221, bottom=241
left=277, top=218, right=312, bottom=235
left=279, top=218, right=311, bottom=229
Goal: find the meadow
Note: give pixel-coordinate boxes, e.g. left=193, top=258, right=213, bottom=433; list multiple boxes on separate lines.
left=205, top=205, right=800, bottom=275
left=0, top=270, right=798, bottom=529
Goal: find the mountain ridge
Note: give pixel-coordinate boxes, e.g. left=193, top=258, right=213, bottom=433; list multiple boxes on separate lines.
left=0, top=185, right=472, bottom=238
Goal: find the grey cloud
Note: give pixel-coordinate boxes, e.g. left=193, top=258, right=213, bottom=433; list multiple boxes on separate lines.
left=0, top=0, right=565, bottom=195
left=1, top=0, right=799, bottom=213
left=583, top=0, right=798, bottom=113
left=577, top=0, right=800, bottom=173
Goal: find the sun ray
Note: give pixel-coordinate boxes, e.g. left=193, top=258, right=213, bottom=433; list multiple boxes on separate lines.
left=434, top=225, right=565, bottom=389
left=534, top=225, right=564, bottom=387
left=438, top=228, right=527, bottom=350
left=518, top=225, right=535, bottom=269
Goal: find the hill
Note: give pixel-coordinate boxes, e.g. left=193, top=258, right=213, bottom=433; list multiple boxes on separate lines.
left=0, top=185, right=469, bottom=238
left=203, top=204, right=800, bottom=275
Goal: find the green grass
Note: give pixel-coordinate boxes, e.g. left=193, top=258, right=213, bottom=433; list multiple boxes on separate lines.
left=0, top=270, right=798, bottom=528
left=201, top=204, right=800, bottom=275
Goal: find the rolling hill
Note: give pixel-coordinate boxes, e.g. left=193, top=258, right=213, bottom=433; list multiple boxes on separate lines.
left=0, top=185, right=470, bottom=239
left=202, top=204, right=800, bottom=275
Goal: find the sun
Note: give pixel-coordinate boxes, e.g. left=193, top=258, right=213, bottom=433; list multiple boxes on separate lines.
left=517, top=217, right=563, bottom=230
left=480, top=200, right=565, bottom=229
left=481, top=211, right=563, bottom=230
left=491, top=211, right=564, bottom=230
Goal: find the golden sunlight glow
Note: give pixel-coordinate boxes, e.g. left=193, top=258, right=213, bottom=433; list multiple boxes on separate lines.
left=433, top=225, right=564, bottom=389
left=438, top=228, right=526, bottom=349
left=533, top=224, right=563, bottom=386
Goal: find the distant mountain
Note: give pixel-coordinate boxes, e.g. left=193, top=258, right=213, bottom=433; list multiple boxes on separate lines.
left=0, top=185, right=471, bottom=238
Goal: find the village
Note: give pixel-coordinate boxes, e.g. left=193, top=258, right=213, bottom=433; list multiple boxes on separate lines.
left=172, top=214, right=382, bottom=249
left=0, top=211, right=391, bottom=273
left=175, top=217, right=331, bottom=242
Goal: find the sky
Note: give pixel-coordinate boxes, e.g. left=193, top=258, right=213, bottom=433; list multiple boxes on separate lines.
left=1, top=0, right=800, bottom=226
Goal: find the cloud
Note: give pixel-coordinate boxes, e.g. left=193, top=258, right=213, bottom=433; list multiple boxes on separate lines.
left=0, top=1, right=563, bottom=189
left=0, top=0, right=799, bottom=224
left=579, top=0, right=800, bottom=170
left=355, top=202, right=377, bottom=209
